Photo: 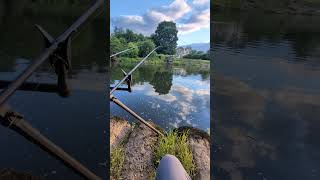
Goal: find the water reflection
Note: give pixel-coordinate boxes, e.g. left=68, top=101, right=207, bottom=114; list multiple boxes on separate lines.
left=111, top=63, right=210, bottom=131
left=213, top=11, right=320, bottom=180
left=0, top=2, right=106, bottom=179
left=150, top=70, right=173, bottom=95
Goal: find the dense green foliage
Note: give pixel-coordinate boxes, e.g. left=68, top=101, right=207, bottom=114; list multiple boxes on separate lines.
left=110, top=27, right=156, bottom=58
left=184, top=50, right=210, bottom=60
left=138, top=39, right=156, bottom=57
left=151, top=21, right=178, bottom=55
left=113, top=27, right=145, bottom=43
left=126, top=42, right=139, bottom=58
left=110, top=36, right=126, bottom=55
left=110, top=21, right=208, bottom=62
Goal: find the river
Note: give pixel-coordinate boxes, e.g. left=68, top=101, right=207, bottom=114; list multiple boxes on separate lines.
left=212, top=11, right=320, bottom=180
left=110, top=61, right=210, bottom=132
left=0, top=2, right=106, bottom=179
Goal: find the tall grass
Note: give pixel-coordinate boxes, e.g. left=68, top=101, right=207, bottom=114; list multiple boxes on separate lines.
left=153, top=130, right=195, bottom=177
left=111, top=146, right=125, bottom=179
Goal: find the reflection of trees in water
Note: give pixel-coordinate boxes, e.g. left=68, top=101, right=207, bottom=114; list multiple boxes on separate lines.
left=213, top=12, right=320, bottom=59
left=184, top=65, right=210, bottom=80
left=150, top=70, right=173, bottom=95
left=110, top=64, right=174, bottom=95
left=110, top=64, right=210, bottom=88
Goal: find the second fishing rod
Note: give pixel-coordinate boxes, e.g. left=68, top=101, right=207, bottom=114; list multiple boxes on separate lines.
left=109, top=46, right=165, bottom=136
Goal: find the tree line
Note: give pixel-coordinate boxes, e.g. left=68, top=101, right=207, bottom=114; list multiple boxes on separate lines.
left=110, top=21, right=178, bottom=59
left=183, top=49, right=210, bottom=60
left=110, top=20, right=210, bottom=61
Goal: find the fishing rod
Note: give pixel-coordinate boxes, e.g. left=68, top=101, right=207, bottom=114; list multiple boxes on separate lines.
left=110, top=47, right=135, bottom=58
left=110, top=46, right=160, bottom=95
left=0, top=0, right=103, bottom=107
left=0, top=1, right=104, bottom=179
left=110, top=42, right=149, bottom=58
left=109, top=47, right=164, bottom=136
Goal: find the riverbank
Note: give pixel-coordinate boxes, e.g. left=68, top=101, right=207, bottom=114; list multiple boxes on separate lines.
left=110, top=117, right=210, bottom=180
left=213, top=0, right=320, bottom=16
left=114, top=56, right=210, bottom=67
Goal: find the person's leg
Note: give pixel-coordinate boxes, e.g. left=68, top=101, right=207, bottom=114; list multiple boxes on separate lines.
left=156, top=154, right=191, bottom=180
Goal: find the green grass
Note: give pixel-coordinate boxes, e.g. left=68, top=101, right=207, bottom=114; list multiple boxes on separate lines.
left=110, top=146, right=125, bottom=179
left=117, top=56, right=209, bottom=66
left=153, top=130, right=196, bottom=177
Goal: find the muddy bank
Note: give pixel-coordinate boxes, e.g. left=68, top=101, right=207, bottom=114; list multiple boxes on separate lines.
left=110, top=117, right=210, bottom=180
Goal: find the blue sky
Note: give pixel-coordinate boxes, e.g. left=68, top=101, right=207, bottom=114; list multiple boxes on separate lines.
left=110, top=0, right=210, bottom=46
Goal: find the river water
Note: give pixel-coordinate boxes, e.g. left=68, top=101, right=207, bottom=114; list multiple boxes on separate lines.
left=212, top=11, right=320, bottom=180
left=0, top=2, right=106, bottom=179
left=110, top=62, right=210, bottom=132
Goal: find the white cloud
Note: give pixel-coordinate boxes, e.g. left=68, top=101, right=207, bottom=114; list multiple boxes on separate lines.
left=112, top=0, right=210, bottom=35
left=112, top=0, right=191, bottom=35
left=195, top=89, right=210, bottom=96
left=192, top=0, right=210, bottom=6
left=178, top=8, right=210, bottom=34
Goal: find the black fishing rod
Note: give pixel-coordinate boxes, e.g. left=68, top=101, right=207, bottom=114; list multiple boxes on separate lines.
left=0, top=1, right=104, bottom=179
left=109, top=47, right=164, bottom=136
left=0, top=0, right=104, bottom=107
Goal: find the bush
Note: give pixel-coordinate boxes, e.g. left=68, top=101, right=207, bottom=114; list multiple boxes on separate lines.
left=126, top=42, right=139, bottom=58
left=110, top=36, right=124, bottom=55
left=138, top=39, right=156, bottom=57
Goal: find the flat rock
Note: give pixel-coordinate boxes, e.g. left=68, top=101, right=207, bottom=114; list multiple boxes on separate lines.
left=110, top=116, right=132, bottom=151
left=120, top=122, right=159, bottom=180
left=177, top=127, right=210, bottom=180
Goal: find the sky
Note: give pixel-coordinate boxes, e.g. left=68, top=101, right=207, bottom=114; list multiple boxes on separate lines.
left=110, top=0, right=210, bottom=46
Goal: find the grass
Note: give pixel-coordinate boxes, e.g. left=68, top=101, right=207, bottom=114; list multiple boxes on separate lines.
left=153, top=130, right=196, bottom=177
left=117, top=56, right=209, bottom=66
left=110, top=146, right=125, bottom=179
left=110, top=117, right=134, bottom=180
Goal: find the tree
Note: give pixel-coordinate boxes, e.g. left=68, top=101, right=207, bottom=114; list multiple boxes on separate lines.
left=126, top=42, right=139, bottom=58
left=113, top=27, right=146, bottom=43
left=152, top=21, right=178, bottom=55
left=113, top=26, right=125, bottom=38
left=110, top=36, right=123, bottom=55
left=138, top=39, right=156, bottom=57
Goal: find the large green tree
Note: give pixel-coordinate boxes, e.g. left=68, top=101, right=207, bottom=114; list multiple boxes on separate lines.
left=138, top=39, right=156, bottom=57
left=151, top=21, right=178, bottom=55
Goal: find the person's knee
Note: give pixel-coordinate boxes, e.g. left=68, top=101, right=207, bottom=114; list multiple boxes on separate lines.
left=156, top=154, right=191, bottom=180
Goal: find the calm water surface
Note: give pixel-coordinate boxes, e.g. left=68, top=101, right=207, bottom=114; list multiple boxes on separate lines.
left=213, top=11, right=320, bottom=180
left=111, top=62, right=210, bottom=131
left=0, top=2, right=106, bottom=179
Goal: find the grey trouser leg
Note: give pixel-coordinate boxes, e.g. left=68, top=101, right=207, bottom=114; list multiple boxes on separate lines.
left=156, top=154, right=191, bottom=180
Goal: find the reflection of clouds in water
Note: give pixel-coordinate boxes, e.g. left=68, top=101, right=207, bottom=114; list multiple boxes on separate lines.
left=215, top=75, right=320, bottom=180
left=132, top=75, right=210, bottom=128
left=172, top=85, right=194, bottom=102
